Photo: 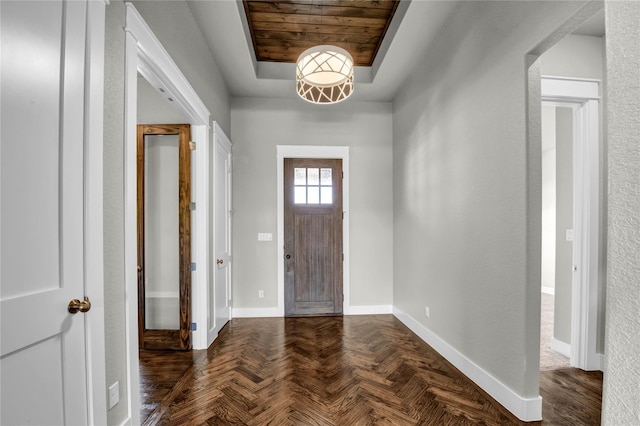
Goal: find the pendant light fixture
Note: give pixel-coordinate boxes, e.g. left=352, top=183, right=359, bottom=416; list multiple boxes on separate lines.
left=296, top=45, right=354, bottom=104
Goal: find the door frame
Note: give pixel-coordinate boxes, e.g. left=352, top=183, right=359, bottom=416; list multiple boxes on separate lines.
left=541, top=76, right=602, bottom=371
left=276, top=146, right=350, bottom=316
left=124, top=4, right=211, bottom=424
left=85, top=1, right=109, bottom=422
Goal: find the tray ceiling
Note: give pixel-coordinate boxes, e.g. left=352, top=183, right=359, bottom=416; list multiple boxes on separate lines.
left=242, top=0, right=400, bottom=66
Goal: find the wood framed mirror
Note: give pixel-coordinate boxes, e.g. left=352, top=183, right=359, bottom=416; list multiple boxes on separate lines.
left=137, top=124, right=192, bottom=350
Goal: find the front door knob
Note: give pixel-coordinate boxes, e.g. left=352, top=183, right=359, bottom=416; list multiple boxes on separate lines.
left=68, top=296, right=92, bottom=314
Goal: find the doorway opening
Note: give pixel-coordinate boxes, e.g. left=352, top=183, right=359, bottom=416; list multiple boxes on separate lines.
left=526, top=3, right=606, bottom=422
left=124, top=4, right=212, bottom=423
left=539, top=76, right=602, bottom=372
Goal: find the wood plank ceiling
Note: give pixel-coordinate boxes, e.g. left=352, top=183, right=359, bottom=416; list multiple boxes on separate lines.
left=242, top=0, right=400, bottom=67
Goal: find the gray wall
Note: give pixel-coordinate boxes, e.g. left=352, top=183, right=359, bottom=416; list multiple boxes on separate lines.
left=392, top=1, right=591, bottom=399
left=230, top=97, right=393, bottom=310
left=553, top=107, right=574, bottom=345
left=137, top=75, right=190, bottom=124
left=103, top=2, right=128, bottom=424
left=602, top=1, right=640, bottom=424
left=540, top=34, right=605, bottom=81
left=103, top=1, right=230, bottom=424
left=540, top=106, right=556, bottom=291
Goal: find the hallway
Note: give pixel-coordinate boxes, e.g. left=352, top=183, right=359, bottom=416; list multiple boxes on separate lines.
left=140, top=315, right=602, bottom=425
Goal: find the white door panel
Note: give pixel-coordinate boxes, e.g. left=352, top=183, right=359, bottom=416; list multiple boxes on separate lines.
left=1, top=1, right=93, bottom=423
left=208, top=124, right=232, bottom=344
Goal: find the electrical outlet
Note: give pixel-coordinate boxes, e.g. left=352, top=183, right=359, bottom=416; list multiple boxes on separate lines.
left=425, top=306, right=430, bottom=318
left=258, top=290, right=264, bottom=299
left=108, top=381, right=119, bottom=410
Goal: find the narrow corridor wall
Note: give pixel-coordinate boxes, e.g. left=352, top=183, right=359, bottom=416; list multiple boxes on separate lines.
left=392, top=0, right=593, bottom=413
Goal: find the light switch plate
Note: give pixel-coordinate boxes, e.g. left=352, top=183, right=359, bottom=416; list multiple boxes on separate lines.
left=565, top=229, right=574, bottom=241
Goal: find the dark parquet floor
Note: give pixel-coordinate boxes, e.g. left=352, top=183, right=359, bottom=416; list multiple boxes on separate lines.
left=139, top=315, right=602, bottom=425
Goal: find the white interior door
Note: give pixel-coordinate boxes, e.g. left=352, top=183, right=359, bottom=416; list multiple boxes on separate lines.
left=208, top=123, right=232, bottom=345
left=1, top=1, right=97, bottom=423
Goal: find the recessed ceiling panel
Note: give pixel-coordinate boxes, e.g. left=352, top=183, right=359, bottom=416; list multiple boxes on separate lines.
left=243, top=0, right=399, bottom=66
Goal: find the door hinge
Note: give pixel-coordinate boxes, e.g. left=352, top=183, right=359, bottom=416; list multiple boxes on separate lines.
left=189, top=201, right=196, bottom=211
left=342, top=171, right=344, bottom=179
left=342, top=212, right=344, bottom=219
left=190, top=322, right=197, bottom=331
left=190, top=262, right=197, bottom=271
left=342, top=253, right=344, bottom=261
left=190, top=141, right=196, bottom=150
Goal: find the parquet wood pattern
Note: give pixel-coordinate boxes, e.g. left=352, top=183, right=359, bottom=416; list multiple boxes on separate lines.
left=140, top=315, right=602, bottom=425
left=139, top=349, right=205, bottom=421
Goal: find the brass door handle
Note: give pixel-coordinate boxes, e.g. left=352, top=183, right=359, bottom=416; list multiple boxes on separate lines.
left=216, top=259, right=224, bottom=265
left=68, top=296, right=92, bottom=314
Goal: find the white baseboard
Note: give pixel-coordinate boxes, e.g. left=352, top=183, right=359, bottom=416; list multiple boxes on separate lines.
left=392, top=307, right=542, bottom=422
left=548, top=339, right=604, bottom=371
left=595, top=353, right=604, bottom=372
left=117, top=417, right=132, bottom=426
left=551, top=337, right=571, bottom=358
left=232, top=305, right=393, bottom=318
left=541, top=286, right=555, bottom=295
left=232, top=307, right=282, bottom=318
left=344, top=305, right=393, bottom=315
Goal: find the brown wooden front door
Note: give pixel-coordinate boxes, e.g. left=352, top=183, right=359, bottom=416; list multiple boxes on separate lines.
left=137, top=124, right=192, bottom=350
left=284, top=158, right=343, bottom=316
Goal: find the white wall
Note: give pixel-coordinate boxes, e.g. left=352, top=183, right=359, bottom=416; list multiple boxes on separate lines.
left=230, top=97, right=393, bottom=312
left=602, top=1, right=640, bottom=424
left=392, top=0, right=592, bottom=409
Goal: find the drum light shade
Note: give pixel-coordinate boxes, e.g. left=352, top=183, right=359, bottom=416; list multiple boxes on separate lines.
left=296, top=45, right=354, bottom=104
